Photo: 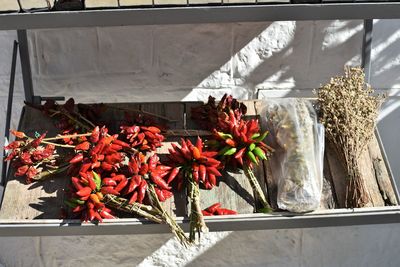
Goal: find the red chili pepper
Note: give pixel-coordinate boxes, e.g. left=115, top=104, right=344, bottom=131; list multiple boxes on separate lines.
left=162, top=189, right=173, bottom=200
left=114, top=178, right=128, bottom=192
left=192, top=164, right=199, bottom=183
left=126, top=175, right=139, bottom=194
left=101, top=162, right=113, bottom=171
left=155, top=187, right=166, bottom=202
left=201, top=157, right=220, bottom=167
left=110, top=144, right=123, bottom=151
left=192, top=147, right=201, bottom=160
left=205, top=203, right=221, bottom=213
left=87, top=174, right=97, bottom=191
left=146, top=126, right=161, bottom=134
left=202, top=210, right=213, bottom=216
left=208, top=173, right=217, bottom=186
left=72, top=205, right=85, bottom=213
left=101, top=186, right=120, bottom=195
left=71, top=177, right=84, bottom=191
left=90, top=126, right=100, bottom=143
left=138, top=180, right=147, bottom=204
left=167, top=167, right=180, bottom=184
left=76, top=187, right=92, bottom=197
left=148, top=155, right=158, bottom=171
left=215, top=208, right=238, bottom=215
left=102, top=178, right=117, bottom=186
left=79, top=163, right=92, bottom=174
left=139, top=164, right=149, bottom=176
left=99, top=209, right=115, bottom=219
left=150, top=172, right=171, bottom=190
left=195, top=137, right=203, bottom=153
left=112, top=139, right=130, bottom=148
left=199, top=164, right=206, bottom=183
left=75, top=141, right=90, bottom=151
left=112, top=174, right=126, bottom=182
left=90, top=193, right=101, bottom=205
left=206, top=166, right=222, bottom=177
left=129, top=191, right=138, bottom=204
left=70, top=153, right=84, bottom=164
left=225, top=138, right=236, bottom=147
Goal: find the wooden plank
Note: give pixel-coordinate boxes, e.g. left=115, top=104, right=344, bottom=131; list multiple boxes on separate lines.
left=358, top=145, right=385, bottom=207
left=0, top=1, right=19, bottom=12
left=85, top=0, right=118, bottom=8
left=320, top=155, right=338, bottom=209
left=183, top=101, right=205, bottom=130
left=189, top=0, right=221, bottom=4
left=327, top=137, right=389, bottom=208
left=223, top=0, right=255, bottom=3
left=325, top=142, right=348, bottom=208
left=119, top=0, right=153, bottom=6
left=154, top=0, right=187, bottom=5
left=0, top=106, right=68, bottom=219
left=140, top=102, right=185, bottom=129
left=19, top=0, right=51, bottom=9
left=369, top=135, right=398, bottom=205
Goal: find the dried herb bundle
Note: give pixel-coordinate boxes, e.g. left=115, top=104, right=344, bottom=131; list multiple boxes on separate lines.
left=317, top=66, right=384, bottom=208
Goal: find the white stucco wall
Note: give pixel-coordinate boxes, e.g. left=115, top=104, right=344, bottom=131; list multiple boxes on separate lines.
left=0, top=20, right=400, bottom=267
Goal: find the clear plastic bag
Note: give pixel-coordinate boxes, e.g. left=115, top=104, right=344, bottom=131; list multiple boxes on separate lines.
left=260, top=98, right=324, bottom=213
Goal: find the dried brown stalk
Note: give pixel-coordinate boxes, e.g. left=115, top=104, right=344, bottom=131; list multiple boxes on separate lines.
left=317, top=66, right=384, bottom=208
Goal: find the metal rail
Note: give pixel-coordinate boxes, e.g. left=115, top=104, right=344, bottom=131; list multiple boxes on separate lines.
left=1, top=3, right=400, bottom=30
left=1, top=206, right=400, bottom=236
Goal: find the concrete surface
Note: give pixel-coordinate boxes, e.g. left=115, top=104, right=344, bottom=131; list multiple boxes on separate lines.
left=0, top=20, right=400, bottom=267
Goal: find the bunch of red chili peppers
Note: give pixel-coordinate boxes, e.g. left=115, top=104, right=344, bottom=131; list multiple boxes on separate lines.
left=192, top=94, right=273, bottom=212
left=4, top=94, right=273, bottom=246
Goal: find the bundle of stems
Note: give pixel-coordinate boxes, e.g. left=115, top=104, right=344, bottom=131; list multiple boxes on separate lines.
left=317, top=66, right=384, bottom=208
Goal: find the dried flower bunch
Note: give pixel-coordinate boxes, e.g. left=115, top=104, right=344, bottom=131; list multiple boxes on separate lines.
left=317, top=66, right=384, bottom=208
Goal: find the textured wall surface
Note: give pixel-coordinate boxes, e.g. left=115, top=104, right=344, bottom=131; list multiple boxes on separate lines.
left=0, top=20, right=400, bottom=267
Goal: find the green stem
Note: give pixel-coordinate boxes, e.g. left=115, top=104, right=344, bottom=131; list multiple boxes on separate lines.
left=243, top=164, right=272, bottom=213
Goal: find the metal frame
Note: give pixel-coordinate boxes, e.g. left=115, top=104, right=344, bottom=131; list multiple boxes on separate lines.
left=1, top=206, right=400, bottom=236
left=1, top=3, right=400, bottom=30
left=1, top=2, right=400, bottom=235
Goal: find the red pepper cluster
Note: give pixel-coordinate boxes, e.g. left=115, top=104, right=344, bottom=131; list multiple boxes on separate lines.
left=4, top=131, right=56, bottom=183
left=126, top=153, right=174, bottom=203
left=202, top=203, right=238, bottom=216
left=62, top=123, right=179, bottom=222
left=167, top=138, right=222, bottom=189
left=191, top=94, right=247, bottom=132
left=211, top=117, right=272, bottom=169
left=191, top=95, right=273, bottom=169
left=66, top=171, right=116, bottom=221
left=120, top=125, right=164, bottom=151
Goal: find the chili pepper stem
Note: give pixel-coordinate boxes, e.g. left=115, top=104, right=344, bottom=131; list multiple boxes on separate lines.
left=188, top=177, right=208, bottom=242
left=40, top=140, right=76, bottom=148
left=104, top=194, right=163, bottom=223
left=243, top=164, right=272, bottom=213
left=147, top=185, right=192, bottom=247
left=31, top=163, right=69, bottom=181
left=42, top=133, right=92, bottom=141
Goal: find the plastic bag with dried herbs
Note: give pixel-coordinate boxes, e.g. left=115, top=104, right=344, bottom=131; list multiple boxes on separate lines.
left=260, top=98, right=324, bottom=213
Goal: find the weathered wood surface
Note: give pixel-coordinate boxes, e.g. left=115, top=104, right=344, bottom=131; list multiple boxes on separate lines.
left=0, top=106, right=68, bottom=220
left=85, top=0, right=118, bottom=8
left=0, top=100, right=397, bottom=220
